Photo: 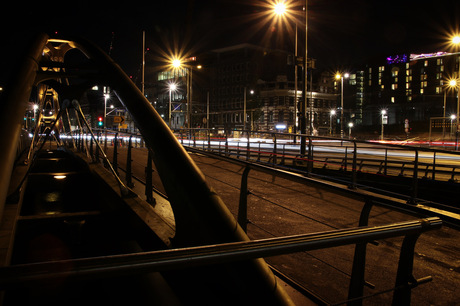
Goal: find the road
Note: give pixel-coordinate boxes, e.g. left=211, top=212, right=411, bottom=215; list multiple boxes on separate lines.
left=104, top=145, right=460, bottom=305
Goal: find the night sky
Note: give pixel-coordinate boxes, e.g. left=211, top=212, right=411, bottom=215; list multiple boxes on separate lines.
left=1, top=0, right=459, bottom=83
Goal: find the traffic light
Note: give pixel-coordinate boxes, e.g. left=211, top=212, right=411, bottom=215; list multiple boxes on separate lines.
left=98, top=116, right=103, bottom=127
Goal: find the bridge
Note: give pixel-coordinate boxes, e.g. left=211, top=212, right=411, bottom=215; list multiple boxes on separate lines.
left=0, top=34, right=457, bottom=305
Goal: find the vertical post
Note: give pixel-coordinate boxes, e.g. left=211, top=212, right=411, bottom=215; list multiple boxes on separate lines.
left=348, top=200, right=374, bottom=305
left=145, top=149, right=154, bottom=205
left=142, top=30, right=145, bottom=96
left=391, top=234, right=421, bottom=306
left=244, top=87, right=247, bottom=132
left=113, top=133, right=118, bottom=174
left=300, top=0, right=308, bottom=155
left=432, top=152, right=436, bottom=181
left=238, top=166, right=251, bottom=233
left=95, top=132, right=100, bottom=163
left=273, top=133, right=277, bottom=165
left=350, top=141, right=357, bottom=189
left=89, top=134, right=94, bottom=161
left=207, top=91, right=209, bottom=130
left=225, top=130, right=229, bottom=157
left=126, top=135, right=134, bottom=188
left=294, top=23, right=298, bottom=143
left=408, top=149, right=419, bottom=204
left=307, top=136, right=313, bottom=174
left=384, top=148, right=388, bottom=176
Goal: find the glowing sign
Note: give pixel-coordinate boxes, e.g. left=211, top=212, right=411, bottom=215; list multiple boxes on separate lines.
left=386, top=54, right=408, bottom=65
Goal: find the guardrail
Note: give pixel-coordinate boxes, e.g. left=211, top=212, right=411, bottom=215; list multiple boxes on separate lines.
left=0, top=217, right=442, bottom=305
left=172, top=128, right=460, bottom=205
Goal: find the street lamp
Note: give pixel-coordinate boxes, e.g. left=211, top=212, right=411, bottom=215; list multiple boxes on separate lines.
left=335, top=73, right=349, bottom=138
left=270, top=1, right=301, bottom=137
left=451, top=114, right=457, bottom=138
left=381, top=109, right=387, bottom=141
left=274, top=2, right=286, bottom=15
left=172, top=58, right=182, bottom=69
left=169, top=83, right=177, bottom=128
left=103, top=92, right=110, bottom=129
left=329, top=109, right=336, bottom=135
left=348, top=122, right=353, bottom=138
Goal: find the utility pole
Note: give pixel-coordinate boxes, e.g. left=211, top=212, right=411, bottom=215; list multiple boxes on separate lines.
left=300, top=0, right=308, bottom=155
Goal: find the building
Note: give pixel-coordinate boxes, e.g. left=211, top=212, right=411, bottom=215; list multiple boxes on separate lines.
left=360, top=52, right=460, bottom=134
left=207, top=43, right=338, bottom=134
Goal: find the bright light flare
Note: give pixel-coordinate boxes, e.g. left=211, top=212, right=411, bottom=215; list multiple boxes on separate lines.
left=449, top=79, right=458, bottom=87
left=452, top=35, right=460, bottom=45
left=172, top=58, right=182, bottom=68
left=244, top=0, right=301, bottom=47
left=274, top=2, right=286, bottom=15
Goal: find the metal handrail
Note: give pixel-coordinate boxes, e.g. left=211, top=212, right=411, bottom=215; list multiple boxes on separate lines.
left=0, top=217, right=442, bottom=305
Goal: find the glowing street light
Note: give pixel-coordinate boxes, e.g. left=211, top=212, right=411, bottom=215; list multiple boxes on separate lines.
left=381, top=109, right=387, bottom=141
left=329, top=109, right=336, bottom=135
left=169, top=82, right=178, bottom=128
left=348, top=122, right=354, bottom=138
left=274, top=2, right=287, bottom=15
left=336, top=73, right=349, bottom=138
left=172, top=58, right=182, bottom=68
left=452, top=35, right=460, bottom=45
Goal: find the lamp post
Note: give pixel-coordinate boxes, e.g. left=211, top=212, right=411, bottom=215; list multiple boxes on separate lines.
left=335, top=73, right=349, bottom=138
left=272, top=1, right=300, bottom=137
left=348, top=122, right=353, bottom=138
left=103, top=92, right=110, bottom=129
left=381, top=109, right=387, bottom=141
left=449, top=79, right=460, bottom=149
left=452, top=36, right=460, bottom=149
left=169, top=83, right=177, bottom=128
left=329, top=109, right=336, bottom=135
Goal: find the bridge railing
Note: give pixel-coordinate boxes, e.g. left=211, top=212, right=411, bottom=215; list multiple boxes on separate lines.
left=0, top=216, right=442, bottom=306
left=173, top=128, right=460, bottom=205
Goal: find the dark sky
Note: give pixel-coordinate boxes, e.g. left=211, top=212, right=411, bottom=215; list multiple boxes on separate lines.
left=1, top=0, right=459, bottom=83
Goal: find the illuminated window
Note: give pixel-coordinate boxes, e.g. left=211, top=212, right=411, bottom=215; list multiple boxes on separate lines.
left=392, top=84, right=398, bottom=90
left=436, top=87, right=441, bottom=94
left=424, top=60, right=428, bottom=67
left=391, top=97, right=395, bottom=103
left=420, top=88, right=424, bottom=94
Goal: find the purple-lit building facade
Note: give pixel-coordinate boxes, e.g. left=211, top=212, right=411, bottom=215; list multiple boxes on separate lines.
left=359, top=52, right=460, bottom=132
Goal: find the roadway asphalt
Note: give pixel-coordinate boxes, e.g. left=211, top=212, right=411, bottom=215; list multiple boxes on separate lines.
left=106, top=146, right=460, bottom=305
